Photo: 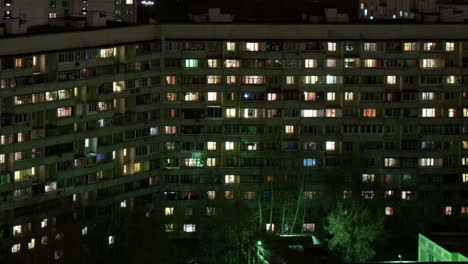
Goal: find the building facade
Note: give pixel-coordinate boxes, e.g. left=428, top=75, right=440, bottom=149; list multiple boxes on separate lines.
left=1, top=24, right=468, bottom=257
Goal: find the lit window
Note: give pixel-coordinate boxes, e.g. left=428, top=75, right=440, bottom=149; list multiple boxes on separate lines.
left=363, top=59, right=378, bottom=68
left=0, top=154, right=4, bottom=164
left=344, top=58, right=359, bottom=68
left=165, top=126, right=177, bottom=134
left=326, top=58, right=337, bottom=68
left=242, top=75, right=264, bottom=84
left=343, top=190, right=352, bottom=199
left=285, top=125, right=294, bottom=134
left=184, top=59, right=198, bottom=68
left=403, top=42, right=417, bottom=51
left=361, top=191, right=375, bottom=200
left=303, top=158, right=317, bottom=167
left=362, top=174, right=375, bottom=183
left=387, top=76, right=397, bottom=84
left=444, top=206, right=452, bottom=216
left=421, top=92, right=435, bottom=101
left=363, top=42, right=377, bottom=52
left=226, top=75, right=237, bottom=84
left=326, top=75, right=340, bottom=84
left=207, top=75, right=222, bottom=84
left=184, top=92, right=199, bottom=101
left=267, top=93, right=278, bottom=101
left=462, top=157, right=468, bottom=166
left=226, top=42, right=236, bottom=51
left=100, top=48, right=116, bottom=58
left=11, top=244, right=20, bottom=254
left=82, top=227, right=87, bottom=236
left=448, top=108, right=456, bottom=118
left=423, top=42, right=437, bottom=51
left=326, top=92, right=336, bottom=101
left=327, top=42, right=337, bottom=51
left=49, top=13, right=57, bottom=18
left=461, top=206, right=468, bottom=215
left=421, top=59, right=443, bottom=68
left=225, top=175, right=239, bottom=184
left=302, top=109, right=320, bottom=117
left=304, top=59, right=318, bottom=68
left=126, top=0, right=133, bottom=4
left=384, top=158, right=398, bottom=167
left=304, top=92, right=317, bottom=101
left=326, top=109, right=337, bottom=117
left=302, top=223, right=316, bottom=232
left=266, top=223, right=275, bottom=232
left=385, top=207, right=394, bottom=216
left=41, top=219, right=47, bottom=228
left=246, top=42, right=260, bottom=52
left=120, top=200, right=127, bottom=208
left=446, top=42, right=455, bottom=51
left=345, top=92, right=354, bottom=101
left=225, top=141, right=234, bottom=150
left=165, top=207, right=174, bottom=216
left=207, top=191, right=216, bottom=200
left=286, top=76, right=295, bottom=84
left=28, top=239, right=35, bottom=250
left=207, top=59, right=220, bottom=68
left=57, top=107, right=72, bottom=118
left=225, top=108, right=236, bottom=118
left=464, top=108, right=468, bottom=117
left=113, top=81, right=125, bottom=92
left=325, top=141, right=335, bottom=151
left=421, top=108, right=436, bottom=117
left=446, top=76, right=458, bottom=84
left=419, top=158, right=436, bottom=167
left=206, top=158, right=216, bottom=167
left=207, top=141, right=217, bottom=150
left=207, top=92, right=217, bottom=101
left=224, top=59, right=240, bottom=68
left=362, top=109, right=376, bottom=117
left=13, top=225, right=22, bottom=236
left=304, top=75, right=319, bottom=84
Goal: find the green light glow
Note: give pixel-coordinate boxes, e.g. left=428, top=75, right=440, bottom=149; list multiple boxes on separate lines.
left=257, top=241, right=262, bottom=246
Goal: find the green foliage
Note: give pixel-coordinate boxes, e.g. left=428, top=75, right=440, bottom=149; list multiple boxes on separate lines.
left=324, top=203, right=385, bottom=263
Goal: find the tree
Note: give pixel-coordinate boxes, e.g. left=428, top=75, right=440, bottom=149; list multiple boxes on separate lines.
left=324, top=203, right=385, bottom=263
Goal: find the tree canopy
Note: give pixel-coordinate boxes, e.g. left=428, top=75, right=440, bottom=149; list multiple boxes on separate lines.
left=324, top=203, right=385, bottom=263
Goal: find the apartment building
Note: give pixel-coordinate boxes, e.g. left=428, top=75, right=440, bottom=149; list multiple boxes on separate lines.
left=1, top=23, right=468, bottom=257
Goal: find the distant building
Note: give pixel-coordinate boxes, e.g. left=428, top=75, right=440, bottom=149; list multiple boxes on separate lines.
left=419, top=233, right=468, bottom=262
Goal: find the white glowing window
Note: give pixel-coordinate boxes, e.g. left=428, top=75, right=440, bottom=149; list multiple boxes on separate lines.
left=448, top=108, right=456, bottom=118
left=28, top=239, right=35, bottom=249
left=387, top=76, right=397, bottom=84
left=266, top=223, right=275, bottom=232
left=285, top=125, right=294, bottom=134
left=326, top=92, right=336, bottom=101
left=304, top=92, right=317, bottom=101
left=41, top=219, right=48, bottom=228
left=243, top=75, right=264, bottom=84
left=11, top=244, right=20, bottom=254
left=304, top=76, right=319, bottom=84
left=225, top=108, right=236, bottom=118
left=226, top=75, right=237, bottom=84
left=362, top=174, right=375, bottom=183
left=326, top=75, right=340, bottom=84
left=462, top=157, right=468, bottom=166
left=207, top=59, right=220, bottom=68
left=421, top=59, right=443, bottom=68
left=419, top=158, right=435, bottom=167
left=444, top=206, right=452, bottom=216
left=243, top=108, right=258, bottom=118
left=184, top=224, right=196, bottom=232
left=100, top=48, right=116, bottom=58
left=464, top=108, right=468, bottom=117
left=207, top=191, right=216, bottom=200
left=225, top=142, right=234, bottom=150
left=302, top=109, right=320, bottom=117
left=421, top=92, right=435, bottom=101
left=246, top=42, right=260, bottom=51
left=446, top=76, right=458, bottom=84
left=446, top=42, right=455, bottom=51
left=0, top=154, right=4, bottom=164
left=224, top=59, right=240, bottom=68
left=57, top=107, right=72, bottom=118
left=385, top=207, right=394, bottom=216
left=13, top=225, right=22, bottom=236
left=267, top=93, right=278, bottom=101
left=303, top=223, right=316, bottom=232
left=206, top=158, right=216, bottom=167
left=108, top=236, right=114, bottom=245
left=226, top=42, right=236, bottom=51
left=384, top=158, right=398, bottom=167
left=404, top=42, right=417, bottom=51
left=207, top=75, right=222, bottom=84
left=326, top=58, right=337, bottom=68
left=207, top=141, right=217, bottom=150
left=126, top=0, right=133, bottom=4
left=421, top=108, right=436, bottom=117
left=120, top=200, right=127, bottom=208
left=327, top=42, right=337, bottom=51
left=364, top=42, right=377, bottom=52
left=184, top=59, right=198, bottom=68
left=286, top=76, right=295, bottom=84
left=424, top=42, right=437, bottom=51
left=207, top=92, right=217, bottom=101
left=165, top=207, right=174, bottom=216
left=304, top=59, right=318, bottom=68
left=361, top=191, right=375, bottom=200
left=225, top=175, right=239, bottom=184
left=345, top=92, right=354, bottom=101
left=325, top=141, right=336, bottom=151
left=184, top=92, right=199, bottom=101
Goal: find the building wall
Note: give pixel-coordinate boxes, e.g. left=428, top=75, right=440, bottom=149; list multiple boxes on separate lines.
left=1, top=24, right=468, bottom=256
